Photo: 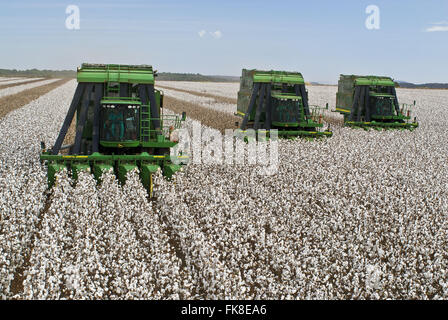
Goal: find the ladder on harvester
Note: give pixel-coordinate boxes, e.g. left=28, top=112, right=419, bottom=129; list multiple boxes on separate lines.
left=106, top=64, right=120, bottom=94
left=140, top=103, right=151, bottom=142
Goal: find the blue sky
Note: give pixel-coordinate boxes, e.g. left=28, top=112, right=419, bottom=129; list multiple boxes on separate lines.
left=0, top=0, right=447, bottom=83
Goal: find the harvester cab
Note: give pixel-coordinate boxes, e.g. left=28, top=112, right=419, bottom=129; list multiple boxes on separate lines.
left=40, top=63, right=188, bottom=196
left=236, top=69, right=332, bottom=139
left=334, top=75, right=418, bottom=130
left=100, top=99, right=140, bottom=142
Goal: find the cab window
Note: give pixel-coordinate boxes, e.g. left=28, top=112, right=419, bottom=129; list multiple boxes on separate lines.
left=272, top=99, right=299, bottom=123
left=100, top=105, right=139, bottom=141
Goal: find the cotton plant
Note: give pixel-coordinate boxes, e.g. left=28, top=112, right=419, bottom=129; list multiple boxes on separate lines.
left=0, top=81, right=76, bottom=298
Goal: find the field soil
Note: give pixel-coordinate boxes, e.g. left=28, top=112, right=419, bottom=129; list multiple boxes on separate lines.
left=0, top=78, right=46, bottom=90
left=158, top=84, right=237, bottom=105
left=164, top=95, right=240, bottom=133
left=0, top=78, right=70, bottom=119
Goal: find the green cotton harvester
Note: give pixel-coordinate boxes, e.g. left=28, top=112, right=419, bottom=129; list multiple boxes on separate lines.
left=40, top=63, right=187, bottom=196
left=236, top=69, right=332, bottom=139
left=334, top=74, right=418, bottom=130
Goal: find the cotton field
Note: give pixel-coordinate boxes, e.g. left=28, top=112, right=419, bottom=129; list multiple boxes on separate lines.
left=158, top=81, right=239, bottom=99
left=0, top=79, right=60, bottom=98
left=1, top=80, right=448, bottom=299
left=159, top=87, right=236, bottom=115
left=0, top=77, right=44, bottom=85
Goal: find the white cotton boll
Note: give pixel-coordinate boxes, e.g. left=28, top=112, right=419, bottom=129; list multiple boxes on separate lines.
left=366, top=264, right=382, bottom=291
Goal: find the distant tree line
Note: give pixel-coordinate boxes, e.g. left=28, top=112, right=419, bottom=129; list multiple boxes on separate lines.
left=0, top=68, right=239, bottom=82
left=3, top=69, right=446, bottom=87
left=0, top=68, right=76, bottom=78
left=156, top=72, right=239, bottom=82
left=397, top=81, right=448, bottom=89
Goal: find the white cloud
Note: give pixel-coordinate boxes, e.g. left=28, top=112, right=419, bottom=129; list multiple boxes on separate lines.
left=426, top=26, right=448, bottom=32
left=210, top=30, right=222, bottom=39
left=425, top=22, right=448, bottom=32
left=198, top=30, right=223, bottom=39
